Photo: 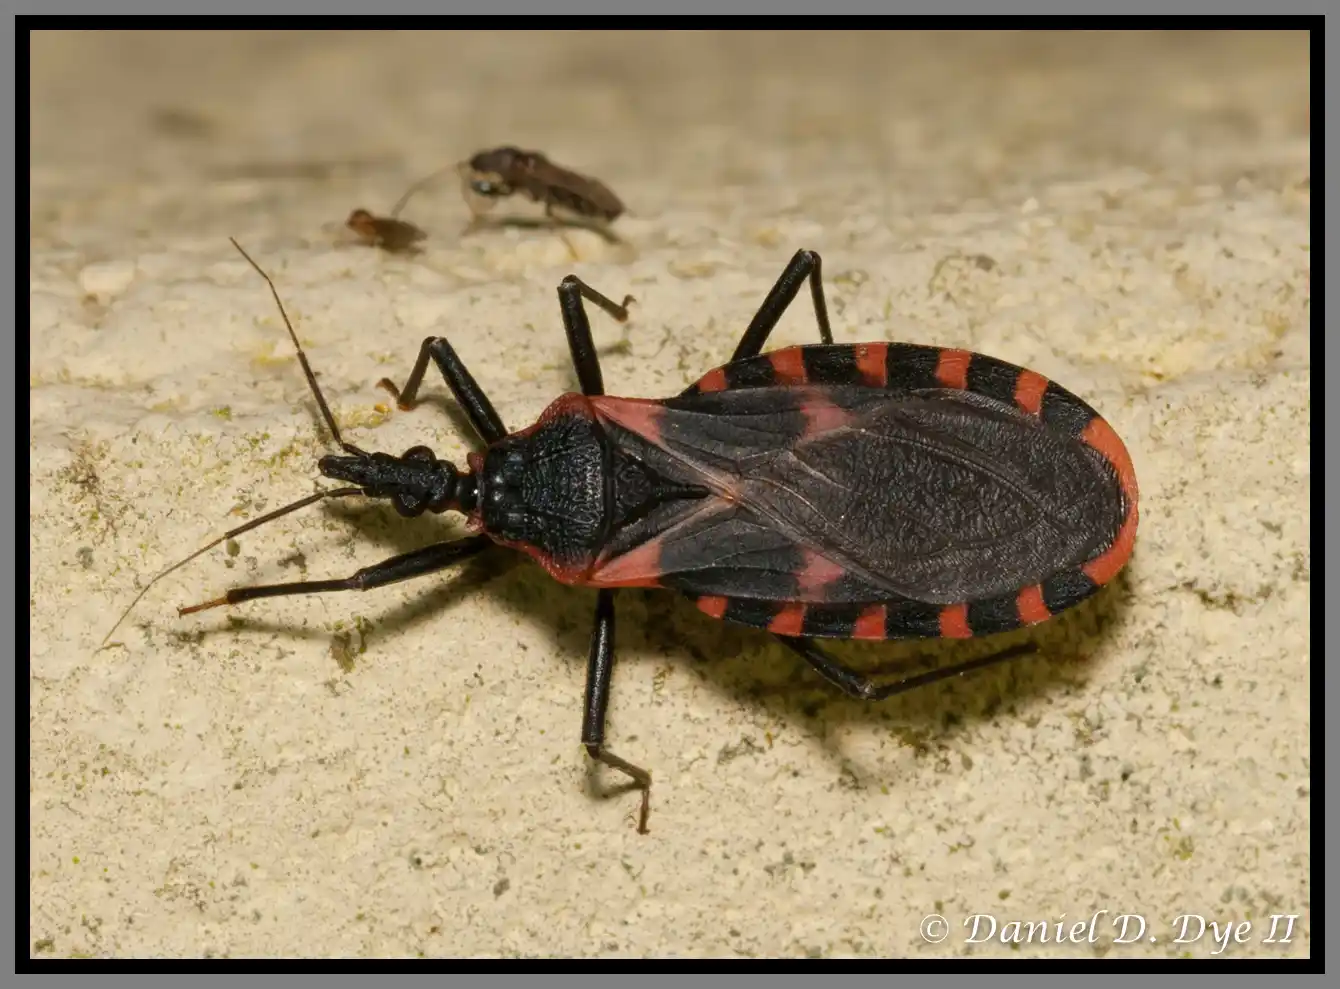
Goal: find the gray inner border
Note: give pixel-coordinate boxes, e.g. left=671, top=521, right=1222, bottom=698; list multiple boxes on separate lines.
left=16, top=12, right=1323, bottom=977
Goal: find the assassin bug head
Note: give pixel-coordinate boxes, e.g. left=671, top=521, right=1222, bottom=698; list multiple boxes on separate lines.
left=143, top=239, right=640, bottom=621
left=96, top=238, right=501, bottom=640
left=318, top=446, right=478, bottom=519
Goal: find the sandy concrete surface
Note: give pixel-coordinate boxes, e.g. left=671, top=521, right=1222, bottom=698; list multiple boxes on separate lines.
left=30, top=31, right=1310, bottom=959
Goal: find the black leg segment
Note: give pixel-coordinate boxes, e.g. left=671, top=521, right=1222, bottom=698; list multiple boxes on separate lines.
left=376, top=337, right=508, bottom=444
left=731, top=249, right=833, bottom=362
left=179, top=535, right=494, bottom=614
left=557, top=276, right=634, bottom=397
left=581, top=588, right=652, bottom=834
left=557, top=277, right=642, bottom=828
left=777, top=635, right=1036, bottom=702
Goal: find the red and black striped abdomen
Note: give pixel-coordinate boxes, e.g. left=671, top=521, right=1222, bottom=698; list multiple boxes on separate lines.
left=586, top=342, right=1137, bottom=642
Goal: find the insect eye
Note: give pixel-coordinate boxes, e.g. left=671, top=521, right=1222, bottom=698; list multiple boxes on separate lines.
left=393, top=492, right=423, bottom=518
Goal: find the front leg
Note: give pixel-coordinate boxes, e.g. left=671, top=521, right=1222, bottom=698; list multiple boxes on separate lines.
left=376, top=337, right=508, bottom=444
left=556, top=276, right=635, bottom=397
left=581, top=588, right=652, bottom=833
left=178, top=535, right=494, bottom=614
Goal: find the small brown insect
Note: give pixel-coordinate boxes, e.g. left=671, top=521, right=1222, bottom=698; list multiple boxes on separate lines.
left=463, top=146, right=624, bottom=225
left=345, top=208, right=427, bottom=254
left=391, top=146, right=625, bottom=230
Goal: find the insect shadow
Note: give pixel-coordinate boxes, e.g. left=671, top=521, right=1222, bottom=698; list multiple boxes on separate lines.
left=462, top=213, right=626, bottom=248
left=478, top=567, right=1133, bottom=789
left=186, top=520, right=1123, bottom=799
left=203, top=525, right=1064, bottom=803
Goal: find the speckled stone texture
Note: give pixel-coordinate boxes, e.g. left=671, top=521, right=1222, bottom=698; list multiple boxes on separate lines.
left=30, top=30, right=1310, bottom=958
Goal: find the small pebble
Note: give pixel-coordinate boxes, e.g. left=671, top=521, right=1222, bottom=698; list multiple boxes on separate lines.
left=78, top=259, right=136, bottom=298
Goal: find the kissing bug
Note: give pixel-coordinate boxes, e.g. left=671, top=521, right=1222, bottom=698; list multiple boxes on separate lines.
left=391, top=146, right=625, bottom=233
left=115, top=243, right=1138, bottom=835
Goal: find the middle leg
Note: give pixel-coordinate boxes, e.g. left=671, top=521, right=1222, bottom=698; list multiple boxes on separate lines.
left=556, top=279, right=642, bottom=826
left=376, top=337, right=508, bottom=444
left=556, top=275, right=635, bottom=397
left=730, top=249, right=834, bottom=361
left=582, top=588, right=652, bottom=834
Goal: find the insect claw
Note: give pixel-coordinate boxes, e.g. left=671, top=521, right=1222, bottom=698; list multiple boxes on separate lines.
left=374, top=377, right=414, bottom=411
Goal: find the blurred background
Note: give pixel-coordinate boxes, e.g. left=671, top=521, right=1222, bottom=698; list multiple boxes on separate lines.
left=31, top=30, right=1309, bottom=256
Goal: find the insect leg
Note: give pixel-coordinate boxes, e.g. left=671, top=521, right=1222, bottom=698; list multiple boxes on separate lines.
left=178, top=535, right=493, bottom=614
left=560, top=277, right=643, bottom=827
left=544, top=202, right=581, bottom=262
left=376, top=337, right=507, bottom=443
left=556, top=275, right=635, bottom=397
left=777, top=636, right=1036, bottom=702
left=581, top=588, right=652, bottom=834
left=731, top=249, right=833, bottom=361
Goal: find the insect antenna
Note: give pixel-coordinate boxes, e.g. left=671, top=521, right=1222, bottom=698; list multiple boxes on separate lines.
left=388, top=162, right=458, bottom=220
left=100, top=239, right=376, bottom=649
left=98, top=486, right=363, bottom=648
left=227, top=237, right=365, bottom=457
